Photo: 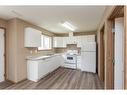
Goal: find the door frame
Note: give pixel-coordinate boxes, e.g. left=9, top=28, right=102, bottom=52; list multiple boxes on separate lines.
left=124, top=6, right=127, bottom=89
left=104, top=19, right=114, bottom=89
left=105, top=6, right=124, bottom=89
left=0, top=27, right=6, bottom=81
left=99, top=25, right=105, bottom=83
left=98, top=6, right=125, bottom=89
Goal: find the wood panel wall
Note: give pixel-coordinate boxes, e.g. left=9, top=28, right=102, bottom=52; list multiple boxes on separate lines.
left=124, top=6, right=127, bottom=89
left=97, top=6, right=115, bottom=89
left=98, top=26, right=105, bottom=82
left=97, top=6, right=126, bottom=89
left=104, top=20, right=114, bottom=89
left=0, top=18, right=7, bottom=28
left=6, top=18, right=55, bottom=83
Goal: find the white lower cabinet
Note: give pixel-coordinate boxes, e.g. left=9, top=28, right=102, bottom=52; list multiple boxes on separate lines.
left=27, top=55, right=63, bottom=82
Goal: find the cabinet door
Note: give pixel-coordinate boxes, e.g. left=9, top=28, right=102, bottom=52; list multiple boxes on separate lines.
left=66, top=37, right=71, bottom=44
left=38, top=60, right=49, bottom=78
left=81, top=36, right=87, bottom=46
left=58, top=37, right=63, bottom=47
left=77, top=56, right=81, bottom=69
left=66, top=37, right=75, bottom=44
left=53, top=37, right=63, bottom=47
left=24, top=27, right=41, bottom=47
left=49, top=57, right=56, bottom=72
left=27, top=60, right=38, bottom=82
left=76, top=36, right=82, bottom=47
left=53, top=37, right=57, bottom=47
left=73, top=37, right=78, bottom=44
left=62, top=37, right=67, bottom=47
left=87, top=35, right=95, bottom=42
left=70, top=37, right=77, bottom=44
left=46, top=56, right=61, bottom=72
left=56, top=55, right=64, bottom=67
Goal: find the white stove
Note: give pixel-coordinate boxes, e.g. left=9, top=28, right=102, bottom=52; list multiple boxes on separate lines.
left=63, top=50, right=78, bottom=69
left=66, top=54, right=77, bottom=64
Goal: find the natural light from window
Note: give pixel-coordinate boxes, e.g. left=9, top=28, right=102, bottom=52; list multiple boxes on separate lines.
left=38, top=35, right=52, bottom=50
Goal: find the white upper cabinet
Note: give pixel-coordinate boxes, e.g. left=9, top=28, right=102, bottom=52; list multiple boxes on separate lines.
left=53, top=35, right=95, bottom=48
left=53, top=37, right=57, bottom=47
left=81, top=36, right=87, bottom=45
left=53, top=37, right=65, bottom=47
left=63, top=37, right=68, bottom=47
left=87, top=35, right=95, bottom=42
left=66, top=37, right=77, bottom=44
left=24, top=27, right=42, bottom=47
left=80, top=35, right=95, bottom=46
left=76, top=36, right=82, bottom=47
left=66, top=37, right=71, bottom=44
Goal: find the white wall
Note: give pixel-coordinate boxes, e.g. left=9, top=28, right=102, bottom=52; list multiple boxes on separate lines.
left=0, top=29, right=5, bottom=82
left=114, top=17, right=124, bottom=89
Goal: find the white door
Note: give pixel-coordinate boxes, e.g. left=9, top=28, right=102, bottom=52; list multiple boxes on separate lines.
left=114, top=17, right=124, bottom=89
left=0, top=28, right=5, bottom=82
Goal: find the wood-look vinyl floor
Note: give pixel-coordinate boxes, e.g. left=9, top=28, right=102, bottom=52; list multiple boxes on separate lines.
left=0, top=67, right=104, bottom=89
left=0, top=81, right=14, bottom=89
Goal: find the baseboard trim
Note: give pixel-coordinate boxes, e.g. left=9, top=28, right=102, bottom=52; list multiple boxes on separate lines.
left=6, top=78, right=27, bottom=84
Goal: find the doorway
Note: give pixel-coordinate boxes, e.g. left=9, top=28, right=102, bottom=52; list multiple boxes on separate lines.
left=0, top=28, right=5, bottom=82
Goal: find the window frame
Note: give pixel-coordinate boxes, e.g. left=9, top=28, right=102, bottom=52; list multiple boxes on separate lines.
left=38, top=34, right=52, bottom=51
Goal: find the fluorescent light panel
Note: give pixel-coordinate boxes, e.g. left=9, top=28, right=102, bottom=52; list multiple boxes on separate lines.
left=61, top=21, right=76, bottom=31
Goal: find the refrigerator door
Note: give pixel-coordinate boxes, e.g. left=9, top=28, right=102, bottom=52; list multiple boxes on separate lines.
left=81, top=51, right=96, bottom=73
left=81, top=42, right=96, bottom=52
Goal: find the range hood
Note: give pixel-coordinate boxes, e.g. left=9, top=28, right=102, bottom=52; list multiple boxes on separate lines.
left=67, top=32, right=77, bottom=45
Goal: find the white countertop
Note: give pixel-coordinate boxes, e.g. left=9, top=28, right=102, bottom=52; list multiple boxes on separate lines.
left=26, top=53, right=61, bottom=61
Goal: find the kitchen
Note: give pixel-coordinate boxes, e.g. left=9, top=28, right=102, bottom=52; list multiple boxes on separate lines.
left=25, top=27, right=96, bottom=82
left=0, top=6, right=105, bottom=89
left=0, top=2, right=127, bottom=95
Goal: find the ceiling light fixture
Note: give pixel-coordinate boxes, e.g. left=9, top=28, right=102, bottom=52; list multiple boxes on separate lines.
left=61, top=21, right=76, bottom=31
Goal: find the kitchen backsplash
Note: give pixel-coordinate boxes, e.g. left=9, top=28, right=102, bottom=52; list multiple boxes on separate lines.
left=26, top=47, right=55, bottom=56
left=26, top=44, right=81, bottom=56
left=54, top=44, right=81, bottom=54
left=66, top=44, right=77, bottom=50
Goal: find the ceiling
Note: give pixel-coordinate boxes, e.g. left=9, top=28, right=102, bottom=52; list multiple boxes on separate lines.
left=0, top=6, right=106, bottom=33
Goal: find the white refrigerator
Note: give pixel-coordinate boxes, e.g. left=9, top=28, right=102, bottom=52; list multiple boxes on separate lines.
left=81, top=42, right=96, bottom=73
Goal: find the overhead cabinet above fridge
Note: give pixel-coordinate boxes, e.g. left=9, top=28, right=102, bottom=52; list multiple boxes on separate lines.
left=24, top=27, right=42, bottom=47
